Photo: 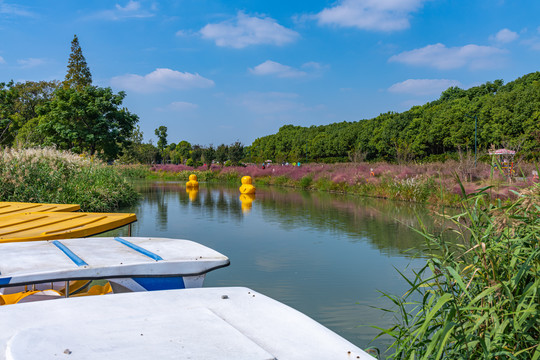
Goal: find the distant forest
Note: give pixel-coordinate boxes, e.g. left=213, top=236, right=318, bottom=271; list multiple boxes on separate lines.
left=248, top=72, right=540, bottom=163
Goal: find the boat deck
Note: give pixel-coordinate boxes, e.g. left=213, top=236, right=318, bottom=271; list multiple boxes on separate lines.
left=0, top=212, right=136, bottom=243
left=0, top=202, right=80, bottom=216
left=0, top=237, right=229, bottom=287
left=0, top=287, right=374, bottom=360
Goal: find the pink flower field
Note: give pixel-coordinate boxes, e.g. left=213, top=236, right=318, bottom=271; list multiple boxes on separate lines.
left=148, top=161, right=539, bottom=204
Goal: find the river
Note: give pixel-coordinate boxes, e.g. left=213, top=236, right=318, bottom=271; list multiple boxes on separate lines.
left=106, top=181, right=441, bottom=354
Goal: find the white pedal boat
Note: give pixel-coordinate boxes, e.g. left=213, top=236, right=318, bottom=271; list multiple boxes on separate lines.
left=0, top=287, right=375, bottom=360
left=0, top=237, right=229, bottom=302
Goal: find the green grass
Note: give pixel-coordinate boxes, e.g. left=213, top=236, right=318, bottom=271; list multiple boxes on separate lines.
left=0, top=147, right=139, bottom=212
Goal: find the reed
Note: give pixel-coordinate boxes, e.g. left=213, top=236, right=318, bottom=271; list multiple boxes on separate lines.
left=374, top=180, right=540, bottom=359
left=0, top=147, right=139, bottom=212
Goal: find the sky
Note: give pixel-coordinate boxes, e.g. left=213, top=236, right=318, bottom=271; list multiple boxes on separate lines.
left=1, top=0, right=539, bottom=146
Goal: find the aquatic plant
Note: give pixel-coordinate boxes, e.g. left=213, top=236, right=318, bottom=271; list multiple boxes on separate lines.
left=375, top=182, right=540, bottom=359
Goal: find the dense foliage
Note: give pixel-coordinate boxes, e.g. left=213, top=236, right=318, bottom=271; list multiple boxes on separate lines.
left=376, top=183, right=540, bottom=359
left=249, top=73, right=540, bottom=163
left=0, top=35, right=138, bottom=161
left=0, top=148, right=139, bottom=212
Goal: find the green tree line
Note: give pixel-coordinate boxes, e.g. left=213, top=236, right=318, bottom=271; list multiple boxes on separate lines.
left=249, top=72, right=540, bottom=163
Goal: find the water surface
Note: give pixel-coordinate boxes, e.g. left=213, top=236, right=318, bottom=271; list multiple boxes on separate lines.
left=107, top=181, right=439, bottom=352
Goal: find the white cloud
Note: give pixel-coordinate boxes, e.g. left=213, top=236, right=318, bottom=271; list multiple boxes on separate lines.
left=388, top=79, right=462, bottom=96
left=88, top=1, right=154, bottom=20
left=490, top=28, right=518, bottom=43
left=522, top=37, right=540, bottom=51
left=0, top=56, right=5, bottom=64
left=17, top=58, right=45, bottom=68
left=158, top=101, right=199, bottom=112
left=301, top=61, right=325, bottom=70
left=0, top=2, right=35, bottom=17
left=389, top=43, right=506, bottom=70
left=116, top=0, right=140, bottom=12
left=249, top=60, right=307, bottom=78
left=111, top=68, right=215, bottom=93
left=249, top=60, right=327, bottom=78
left=200, top=11, right=299, bottom=48
left=315, top=0, right=428, bottom=31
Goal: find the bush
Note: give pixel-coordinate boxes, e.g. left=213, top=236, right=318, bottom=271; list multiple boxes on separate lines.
left=376, top=183, right=540, bottom=359
left=299, top=176, right=313, bottom=189
left=0, top=147, right=139, bottom=212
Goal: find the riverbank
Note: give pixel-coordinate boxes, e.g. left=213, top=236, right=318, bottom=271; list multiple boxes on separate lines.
left=0, top=148, right=139, bottom=212
left=125, top=161, right=539, bottom=206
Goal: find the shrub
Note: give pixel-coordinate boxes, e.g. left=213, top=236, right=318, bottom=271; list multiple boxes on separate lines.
left=0, top=147, right=139, bottom=212
left=299, top=176, right=313, bottom=189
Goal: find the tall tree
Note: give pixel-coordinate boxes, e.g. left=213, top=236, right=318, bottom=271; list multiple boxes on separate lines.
left=0, top=81, right=16, bottom=145
left=203, top=145, right=216, bottom=168
left=175, top=141, right=192, bottom=164
left=64, top=35, right=92, bottom=91
left=154, top=126, right=168, bottom=160
left=37, top=87, right=138, bottom=160
left=228, top=141, right=244, bottom=165
left=215, top=144, right=228, bottom=165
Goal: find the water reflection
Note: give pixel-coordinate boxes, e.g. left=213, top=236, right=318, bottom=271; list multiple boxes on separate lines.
left=239, top=193, right=256, bottom=214
left=110, top=181, right=440, bottom=350
left=132, top=181, right=435, bottom=257
left=186, top=188, right=198, bottom=202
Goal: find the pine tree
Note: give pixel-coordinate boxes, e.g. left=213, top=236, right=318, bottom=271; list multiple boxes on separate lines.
left=64, top=35, right=92, bottom=91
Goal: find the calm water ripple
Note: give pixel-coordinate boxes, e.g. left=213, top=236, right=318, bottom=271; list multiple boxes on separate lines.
left=104, top=181, right=442, bottom=352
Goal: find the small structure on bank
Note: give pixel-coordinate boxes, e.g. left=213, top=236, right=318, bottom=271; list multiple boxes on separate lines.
left=489, top=148, right=516, bottom=176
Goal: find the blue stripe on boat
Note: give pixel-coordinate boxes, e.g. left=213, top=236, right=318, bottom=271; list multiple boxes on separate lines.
left=52, top=240, right=88, bottom=267
left=132, top=276, right=185, bottom=291
left=114, top=237, right=163, bottom=261
left=0, top=277, right=12, bottom=286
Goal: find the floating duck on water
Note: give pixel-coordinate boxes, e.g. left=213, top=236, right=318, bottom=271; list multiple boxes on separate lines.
left=186, top=174, right=199, bottom=189
left=239, top=176, right=256, bottom=194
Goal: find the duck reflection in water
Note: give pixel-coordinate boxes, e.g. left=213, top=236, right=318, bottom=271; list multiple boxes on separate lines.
left=239, top=193, right=256, bottom=214
left=186, top=187, right=199, bottom=202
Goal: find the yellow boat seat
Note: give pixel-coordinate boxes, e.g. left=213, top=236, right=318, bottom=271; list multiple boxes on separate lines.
left=71, top=282, right=112, bottom=297
left=0, top=289, right=62, bottom=305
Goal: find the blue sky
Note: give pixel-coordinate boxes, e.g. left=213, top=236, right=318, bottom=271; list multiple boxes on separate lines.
left=1, top=1, right=539, bottom=146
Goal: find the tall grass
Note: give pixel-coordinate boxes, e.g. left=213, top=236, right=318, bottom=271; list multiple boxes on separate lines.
left=0, top=147, right=139, bottom=212
left=375, top=181, right=540, bottom=359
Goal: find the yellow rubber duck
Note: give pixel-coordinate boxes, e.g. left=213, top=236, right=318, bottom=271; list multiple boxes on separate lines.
left=186, top=174, right=199, bottom=189
left=239, top=176, right=256, bottom=194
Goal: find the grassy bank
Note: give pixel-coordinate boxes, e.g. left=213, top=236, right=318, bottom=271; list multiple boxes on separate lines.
left=1, top=148, right=139, bottom=212
left=137, top=161, right=539, bottom=206
left=376, top=183, right=540, bottom=359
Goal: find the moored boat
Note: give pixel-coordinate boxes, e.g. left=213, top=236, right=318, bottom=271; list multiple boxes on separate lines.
left=0, top=202, right=80, bottom=216
left=0, top=287, right=375, bottom=359
left=0, top=237, right=230, bottom=304
left=0, top=212, right=137, bottom=243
